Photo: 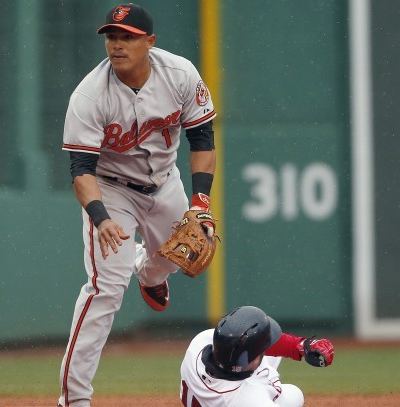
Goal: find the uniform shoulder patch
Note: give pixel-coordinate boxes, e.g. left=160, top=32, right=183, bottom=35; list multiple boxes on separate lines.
left=196, top=80, right=210, bottom=106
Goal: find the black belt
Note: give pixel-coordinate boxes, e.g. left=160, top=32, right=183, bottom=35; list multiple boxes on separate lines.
left=101, top=175, right=158, bottom=195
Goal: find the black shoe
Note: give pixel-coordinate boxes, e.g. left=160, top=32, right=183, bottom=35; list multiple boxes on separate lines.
left=139, top=281, right=169, bottom=311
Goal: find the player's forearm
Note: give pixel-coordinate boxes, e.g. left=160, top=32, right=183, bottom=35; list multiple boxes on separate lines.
left=190, top=150, right=216, bottom=175
left=73, top=174, right=111, bottom=227
left=73, top=174, right=103, bottom=208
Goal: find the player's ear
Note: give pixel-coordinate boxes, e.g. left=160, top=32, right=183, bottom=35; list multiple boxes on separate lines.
left=147, top=34, right=156, bottom=49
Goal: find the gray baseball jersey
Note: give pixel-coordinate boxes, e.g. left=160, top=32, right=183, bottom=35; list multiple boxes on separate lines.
left=62, top=46, right=216, bottom=187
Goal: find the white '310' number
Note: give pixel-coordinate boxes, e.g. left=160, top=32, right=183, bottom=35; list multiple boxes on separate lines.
left=241, top=162, right=338, bottom=222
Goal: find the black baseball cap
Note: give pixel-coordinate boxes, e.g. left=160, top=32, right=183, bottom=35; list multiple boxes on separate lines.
left=97, top=3, right=153, bottom=35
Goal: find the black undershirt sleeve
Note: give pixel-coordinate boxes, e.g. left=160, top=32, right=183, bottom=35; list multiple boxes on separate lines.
left=69, top=151, right=99, bottom=179
left=185, top=120, right=215, bottom=151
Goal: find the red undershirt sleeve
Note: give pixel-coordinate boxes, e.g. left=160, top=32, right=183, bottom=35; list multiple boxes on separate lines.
left=265, top=333, right=306, bottom=361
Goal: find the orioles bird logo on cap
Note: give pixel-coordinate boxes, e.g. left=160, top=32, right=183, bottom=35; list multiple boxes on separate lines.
left=113, top=6, right=130, bottom=21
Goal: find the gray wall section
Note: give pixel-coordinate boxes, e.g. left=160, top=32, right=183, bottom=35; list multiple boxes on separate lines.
left=0, top=0, right=352, bottom=343
left=371, top=1, right=400, bottom=318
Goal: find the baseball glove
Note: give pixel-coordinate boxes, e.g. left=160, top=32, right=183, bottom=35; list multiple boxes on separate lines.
left=158, top=210, right=218, bottom=278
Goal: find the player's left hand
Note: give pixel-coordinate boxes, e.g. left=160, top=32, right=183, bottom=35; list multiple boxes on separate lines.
left=297, top=337, right=334, bottom=367
left=190, top=193, right=214, bottom=237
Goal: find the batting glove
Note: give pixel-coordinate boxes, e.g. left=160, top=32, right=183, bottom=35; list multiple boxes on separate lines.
left=297, top=336, right=334, bottom=367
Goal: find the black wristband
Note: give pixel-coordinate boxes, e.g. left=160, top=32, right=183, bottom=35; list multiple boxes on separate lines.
left=192, top=172, right=213, bottom=196
left=85, top=200, right=111, bottom=228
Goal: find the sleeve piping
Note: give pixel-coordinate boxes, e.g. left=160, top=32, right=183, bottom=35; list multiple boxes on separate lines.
left=182, top=110, right=217, bottom=129
left=62, top=144, right=101, bottom=154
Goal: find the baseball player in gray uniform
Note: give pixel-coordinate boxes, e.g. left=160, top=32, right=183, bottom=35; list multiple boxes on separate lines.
left=58, top=3, right=216, bottom=407
left=180, top=306, right=335, bottom=407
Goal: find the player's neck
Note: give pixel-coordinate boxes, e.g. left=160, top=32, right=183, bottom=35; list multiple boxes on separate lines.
left=116, top=61, right=151, bottom=89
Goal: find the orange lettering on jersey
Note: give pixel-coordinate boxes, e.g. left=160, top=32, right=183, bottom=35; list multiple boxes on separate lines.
left=102, top=121, right=138, bottom=153
left=119, top=121, right=138, bottom=149
left=101, top=110, right=181, bottom=153
left=137, top=110, right=181, bottom=144
left=102, top=123, right=123, bottom=148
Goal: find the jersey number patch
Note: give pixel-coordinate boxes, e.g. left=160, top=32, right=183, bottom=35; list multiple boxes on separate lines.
left=162, top=128, right=172, bottom=148
left=181, top=380, right=203, bottom=407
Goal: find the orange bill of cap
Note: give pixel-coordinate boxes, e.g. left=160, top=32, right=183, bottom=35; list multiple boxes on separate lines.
left=97, top=24, right=147, bottom=35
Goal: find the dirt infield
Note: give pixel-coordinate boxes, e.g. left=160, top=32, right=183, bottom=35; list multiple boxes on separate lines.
left=2, top=394, right=400, bottom=407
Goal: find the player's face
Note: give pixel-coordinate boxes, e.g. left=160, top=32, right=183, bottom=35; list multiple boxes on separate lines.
left=244, top=353, right=264, bottom=372
left=105, top=28, right=155, bottom=79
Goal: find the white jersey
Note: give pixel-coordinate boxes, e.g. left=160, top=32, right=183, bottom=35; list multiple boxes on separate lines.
left=180, top=329, right=284, bottom=407
left=62, top=47, right=216, bottom=187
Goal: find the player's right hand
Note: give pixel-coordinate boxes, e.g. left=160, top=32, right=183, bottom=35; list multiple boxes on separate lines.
left=297, top=337, right=334, bottom=367
left=97, top=219, right=130, bottom=260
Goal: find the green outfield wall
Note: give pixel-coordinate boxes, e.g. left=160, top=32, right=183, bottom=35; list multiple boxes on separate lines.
left=0, top=0, right=354, bottom=343
left=221, top=1, right=351, bottom=327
